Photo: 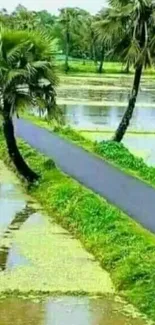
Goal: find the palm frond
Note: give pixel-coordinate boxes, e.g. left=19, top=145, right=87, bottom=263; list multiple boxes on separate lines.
left=5, top=69, right=29, bottom=87
left=0, top=28, right=57, bottom=119
left=123, top=39, right=141, bottom=65
left=7, top=41, right=27, bottom=64
left=14, top=94, right=33, bottom=113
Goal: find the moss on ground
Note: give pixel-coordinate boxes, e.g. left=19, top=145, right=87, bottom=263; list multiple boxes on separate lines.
left=1, top=132, right=155, bottom=320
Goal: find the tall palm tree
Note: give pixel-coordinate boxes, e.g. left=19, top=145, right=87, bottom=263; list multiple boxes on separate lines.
left=0, top=28, right=57, bottom=182
left=59, top=8, right=83, bottom=72
left=94, top=9, right=108, bottom=73
left=95, top=0, right=155, bottom=142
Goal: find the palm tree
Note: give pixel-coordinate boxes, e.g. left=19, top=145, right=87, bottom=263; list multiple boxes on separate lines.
left=12, top=5, right=40, bottom=31
left=94, top=9, right=108, bottom=73
left=59, top=8, right=83, bottom=73
left=95, top=0, right=155, bottom=142
left=0, top=28, right=57, bottom=182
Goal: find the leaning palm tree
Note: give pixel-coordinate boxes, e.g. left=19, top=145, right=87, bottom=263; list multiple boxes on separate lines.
left=0, top=28, right=57, bottom=182
left=95, top=0, right=155, bottom=142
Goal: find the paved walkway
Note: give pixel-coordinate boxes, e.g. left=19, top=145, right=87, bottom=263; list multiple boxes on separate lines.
left=16, top=119, right=155, bottom=233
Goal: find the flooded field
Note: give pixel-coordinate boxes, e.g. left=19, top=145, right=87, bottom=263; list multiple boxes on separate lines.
left=58, top=75, right=155, bottom=131
left=57, top=74, right=155, bottom=165
left=0, top=161, right=153, bottom=324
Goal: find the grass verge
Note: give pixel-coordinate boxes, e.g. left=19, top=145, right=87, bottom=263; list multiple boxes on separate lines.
left=23, top=113, right=155, bottom=188
left=0, top=132, right=155, bottom=320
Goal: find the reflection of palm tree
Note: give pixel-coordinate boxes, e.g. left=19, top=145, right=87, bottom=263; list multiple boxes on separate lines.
left=0, top=205, right=35, bottom=271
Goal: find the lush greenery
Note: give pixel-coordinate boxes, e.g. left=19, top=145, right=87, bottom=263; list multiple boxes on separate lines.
left=96, top=141, right=155, bottom=183
left=0, top=131, right=155, bottom=319
left=1, top=2, right=155, bottom=77
left=0, top=28, right=57, bottom=182
left=2, top=1, right=155, bottom=141
left=0, top=5, right=108, bottom=74
left=24, top=114, right=155, bottom=187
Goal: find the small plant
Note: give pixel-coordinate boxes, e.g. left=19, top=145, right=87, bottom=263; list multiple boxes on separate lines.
left=43, top=159, right=56, bottom=170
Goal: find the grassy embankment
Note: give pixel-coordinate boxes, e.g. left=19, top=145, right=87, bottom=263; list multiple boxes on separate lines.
left=23, top=113, right=155, bottom=187
left=1, top=129, right=155, bottom=319
left=56, top=59, right=155, bottom=75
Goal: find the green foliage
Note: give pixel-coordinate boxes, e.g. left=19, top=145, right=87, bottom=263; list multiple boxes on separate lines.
left=1, top=2, right=155, bottom=75
left=95, top=141, right=155, bottom=185
left=43, top=159, right=56, bottom=170
left=0, top=28, right=57, bottom=118
left=1, top=132, right=155, bottom=319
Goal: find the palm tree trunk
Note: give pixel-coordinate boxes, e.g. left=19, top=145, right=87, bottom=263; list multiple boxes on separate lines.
left=65, top=31, right=70, bottom=73
left=124, top=61, right=130, bottom=74
left=98, top=45, right=104, bottom=73
left=92, top=44, right=97, bottom=65
left=113, top=64, right=143, bottom=142
left=3, top=112, right=39, bottom=182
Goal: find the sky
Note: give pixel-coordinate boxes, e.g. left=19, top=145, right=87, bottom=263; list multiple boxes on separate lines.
left=0, top=0, right=107, bottom=14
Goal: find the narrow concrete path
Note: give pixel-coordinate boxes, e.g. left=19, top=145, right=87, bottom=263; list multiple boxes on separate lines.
left=16, top=119, right=155, bottom=233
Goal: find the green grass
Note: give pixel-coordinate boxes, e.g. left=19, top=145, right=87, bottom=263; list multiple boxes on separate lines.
left=56, top=60, right=123, bottom=74
left=23, top=113, right=155, bottom=188
left=56, top=59, right=155, bottom=75
left=1, top=132, right=155, bottom=320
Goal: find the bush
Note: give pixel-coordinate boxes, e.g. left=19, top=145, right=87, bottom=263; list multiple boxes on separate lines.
left=95, top=141, right=155, bottom=185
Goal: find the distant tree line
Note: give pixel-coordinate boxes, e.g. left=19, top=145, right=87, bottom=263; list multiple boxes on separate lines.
left=0, top=4, right=111, bottom=73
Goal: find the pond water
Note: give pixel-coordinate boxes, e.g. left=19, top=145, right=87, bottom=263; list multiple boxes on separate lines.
left=58, top=75, right=155, bottom=132
left=0, top=161, right=152, bottom=325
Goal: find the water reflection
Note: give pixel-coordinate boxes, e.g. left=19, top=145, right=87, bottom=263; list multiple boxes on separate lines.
left=58, top=75, right=155, bottom=131
left=0, top=206, right=34, bottom=270
left=0, top=183, right=26, bottom=232
left=0, top=296, right=149, bottom=325
left=32, top=76, right=155, bottom=132
left=61, top=104, right=155, bottom=131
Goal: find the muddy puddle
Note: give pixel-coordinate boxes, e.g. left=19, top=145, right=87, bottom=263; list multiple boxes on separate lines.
left=0, top=296, right=152, bottom=325
left=0, top=160, right=153, bottom=324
